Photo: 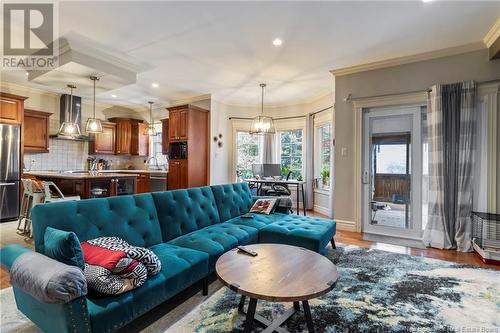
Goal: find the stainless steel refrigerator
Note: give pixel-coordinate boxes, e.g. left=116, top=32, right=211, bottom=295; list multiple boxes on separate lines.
left=0, top=124, right=20, bottom=222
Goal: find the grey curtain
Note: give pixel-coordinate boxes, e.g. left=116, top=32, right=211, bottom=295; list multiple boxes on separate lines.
left=260, top=134, right=276, bottom=164
left=305, top=114, right=314, bottom=210
left=423, top=81, right=475, bottom=252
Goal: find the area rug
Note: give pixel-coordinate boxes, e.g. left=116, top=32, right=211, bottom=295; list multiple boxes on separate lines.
left=166, top=245, right=500, bottom=333
left=1, top=245, right=499, bottom=333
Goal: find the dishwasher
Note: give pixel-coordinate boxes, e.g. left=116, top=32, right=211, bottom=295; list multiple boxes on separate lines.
left=149, top=175, right=167, bottom=192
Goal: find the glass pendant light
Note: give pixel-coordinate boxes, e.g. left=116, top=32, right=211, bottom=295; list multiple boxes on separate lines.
left=250, top=83, right=275, bottom=135
left=58, top=84, right=82, bottom=136
left=85, top=75, right=103, bottom=133
left=145, top=101, right=157, bottom=136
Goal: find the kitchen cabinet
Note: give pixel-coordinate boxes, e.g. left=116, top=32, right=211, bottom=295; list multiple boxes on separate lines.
left=0, top=92, right=27, bottom=124
left=165, top=104, right=209, bottom=190
left=109, top=118, right=149, bottom=156
left=89, top=122, right=116, bottom=155
left=168, top=159, right=188, bottom=190
left=168, top=108, right=188, bottom=141
left=136, top=173, right=150, bottom=193
left=132, top=122, right=149, bottom=156
left=161, top=119, right=169, bottom=154
left=86, top=177, right=136, bottom=198
left=23, top=109, right=51, bottom=153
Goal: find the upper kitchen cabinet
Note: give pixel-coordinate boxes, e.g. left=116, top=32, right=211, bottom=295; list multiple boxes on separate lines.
left=24, top=110, right=51, bottom=153
left=168, top=106, right=189, bottom=141
left=132, top=122, right=149, bottom=156
left=0, top=92, right=27, bottom=124
left=109, top=118, right=149, bottom=156
left=89, top=122, right=116, bottom=155
left=161, top=119, right=169, bottom=154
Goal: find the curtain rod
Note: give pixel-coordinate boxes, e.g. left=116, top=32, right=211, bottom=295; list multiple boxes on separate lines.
left=228, top=105, right=334, bottom=121
left=344, top=78, right=500, bottom=103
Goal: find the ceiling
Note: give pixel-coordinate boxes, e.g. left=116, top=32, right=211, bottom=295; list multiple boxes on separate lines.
left=1, top=1, right=498, bottom=108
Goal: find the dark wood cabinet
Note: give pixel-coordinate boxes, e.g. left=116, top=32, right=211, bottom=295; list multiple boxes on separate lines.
left=165, top=104, right=209, bottom=190
left=23, top=110, right=51, bottom=153
left=89, top=122, right=116, bottom=155
left=168, top=109, right=188, bottom=141
left=0, top=92, right=26, bottom=124
left=161, top=119, right=169, bottom=154
left=132, top=122, right=149, bottom=156
left=168, top=159, right=188, bottom=190
left=136, top=173, right=150, bottom=193
left=110, top=118, right=149, bottom=156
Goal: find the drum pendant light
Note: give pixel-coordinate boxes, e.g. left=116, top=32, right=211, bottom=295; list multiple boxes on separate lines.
left=85, top=76, right=103, bottom=133
left=145, top=101, right=157, bottom=136
left=58, top=84, right=82, bottom=136
left=250, top=83, right=275, bottom=135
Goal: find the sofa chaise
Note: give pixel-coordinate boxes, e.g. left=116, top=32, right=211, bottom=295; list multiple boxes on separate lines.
left=0, top=183, right=336, bottom=333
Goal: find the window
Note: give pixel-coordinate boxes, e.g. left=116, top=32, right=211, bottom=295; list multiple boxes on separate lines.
left=316, top=124, right=331, bottom=189
left=279, top=129, right=303, bottom=179
left=148, top=122, right=168, bottom=168
left=236, top=131, right=260, bottom=180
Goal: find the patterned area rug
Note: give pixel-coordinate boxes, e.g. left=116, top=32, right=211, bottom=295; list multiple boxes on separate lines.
left=166, top=245, right=500, bottom=333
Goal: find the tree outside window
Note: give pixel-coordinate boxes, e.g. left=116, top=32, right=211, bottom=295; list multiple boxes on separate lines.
left=317, top=124, right=331, bottom=189
left=236, top=131, right=260, bottom=180
left=279, top=129, right=303, bottom=179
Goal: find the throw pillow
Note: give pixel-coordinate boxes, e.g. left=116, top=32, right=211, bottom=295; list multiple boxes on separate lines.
left=44, top=227, right=84, bottom=269
left=249, top=198, right=278, bottom=215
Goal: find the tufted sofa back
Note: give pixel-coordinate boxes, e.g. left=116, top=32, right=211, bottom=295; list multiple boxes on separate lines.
left=210, top=183, right=254, bottom=222
left=151, top=186, right=221, bottom=242
left=31, top=194, right=163, bottom=254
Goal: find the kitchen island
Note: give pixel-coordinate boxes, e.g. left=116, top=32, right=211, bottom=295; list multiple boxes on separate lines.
left=25, top=171, right=138, bottom=199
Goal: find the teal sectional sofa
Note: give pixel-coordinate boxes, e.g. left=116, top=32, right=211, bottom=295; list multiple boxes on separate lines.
left=0, top=183, right=336, bottom=333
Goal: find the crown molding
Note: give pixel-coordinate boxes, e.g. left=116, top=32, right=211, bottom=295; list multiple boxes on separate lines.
left=484, top=18, right=500, bottom=48
left=330, top=42, right=486, bottom=77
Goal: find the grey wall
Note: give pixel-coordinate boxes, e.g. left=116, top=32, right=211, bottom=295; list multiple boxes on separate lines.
left=334, top=49, right=500, bottom=223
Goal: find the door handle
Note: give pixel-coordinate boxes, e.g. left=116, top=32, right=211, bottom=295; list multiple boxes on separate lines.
left=361, top=171, right=369, bottom=184
left=0, top=183, right=15, bottom=186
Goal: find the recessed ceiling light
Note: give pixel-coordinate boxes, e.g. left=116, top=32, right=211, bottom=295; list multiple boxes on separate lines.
left=25, top=72, right=29, bottom=76
left=111, top=94, right=117, bottom=98
left=422, top=0, right=433, bottom=2
left=272, top=38, right=283, bottom=46
left=151, top=83, right=159, bottom=88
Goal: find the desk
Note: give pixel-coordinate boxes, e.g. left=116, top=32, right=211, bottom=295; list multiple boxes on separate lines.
left=244, top=179, right=307, bottom=216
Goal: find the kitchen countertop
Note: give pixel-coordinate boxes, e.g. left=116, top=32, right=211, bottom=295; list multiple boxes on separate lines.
left=97, top=169, right=168, bottom=175
left=25, top=171, right=140, bottom=179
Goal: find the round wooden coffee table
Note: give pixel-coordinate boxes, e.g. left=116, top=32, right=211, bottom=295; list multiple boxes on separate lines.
left=215, top=244, right=338, bottom=333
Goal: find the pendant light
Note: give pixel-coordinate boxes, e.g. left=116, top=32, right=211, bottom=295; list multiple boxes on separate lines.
left=85, top=75, right=103, bottom=133
left=58, top=84, right=81, bottom=136
left=250, top=83, right=275, bottom=135
left=145, top=101, right=157, bottom=136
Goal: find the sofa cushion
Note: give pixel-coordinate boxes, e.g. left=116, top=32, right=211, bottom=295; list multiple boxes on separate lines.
left=31, top=194, right=163, bottom=254
left=259, top=216, right=336, bottom=253
left=44, top=227, right=84, bottom=268
left=86, top=244, right=208, bottom=333
left=225, top=213, right=287, bottom=230
left=168, top=223, right=258, bottom=269
left=210, top=183, right=254, bottom=222
left=152, top=187, right=221, bottom=242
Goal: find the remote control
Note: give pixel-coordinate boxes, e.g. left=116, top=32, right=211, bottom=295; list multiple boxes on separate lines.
left=237, top=246, right=258, bottom=256
left=241, top=213, right=254, bottom=219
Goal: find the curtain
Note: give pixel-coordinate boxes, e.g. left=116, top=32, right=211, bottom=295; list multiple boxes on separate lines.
left=423, top=81, right=475, bottom=252
left=260, top=134, right=276, bottom=164
left=305, top=114, right=314, bottom=210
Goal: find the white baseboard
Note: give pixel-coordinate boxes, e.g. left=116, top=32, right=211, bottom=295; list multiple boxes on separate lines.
left=334, top=219, right=357, bottom=232
left=313, top=205, right=330, bottom=216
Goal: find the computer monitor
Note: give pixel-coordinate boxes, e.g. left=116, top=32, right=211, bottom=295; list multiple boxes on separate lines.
left=252, top=164, right=281, bottom=178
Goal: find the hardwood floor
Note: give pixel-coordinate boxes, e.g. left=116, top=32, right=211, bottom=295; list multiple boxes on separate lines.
left=0, top=211, right=497, bottom=290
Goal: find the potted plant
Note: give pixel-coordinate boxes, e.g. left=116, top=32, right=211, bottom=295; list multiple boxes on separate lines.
left=320, top=167, right=330, bottom=187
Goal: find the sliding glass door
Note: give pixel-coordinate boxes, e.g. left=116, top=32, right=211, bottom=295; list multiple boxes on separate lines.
left=362, top=107, right=423, bottom=240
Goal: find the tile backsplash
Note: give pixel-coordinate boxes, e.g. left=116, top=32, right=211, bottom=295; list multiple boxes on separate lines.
left=24, top=139, right=146, bottom=171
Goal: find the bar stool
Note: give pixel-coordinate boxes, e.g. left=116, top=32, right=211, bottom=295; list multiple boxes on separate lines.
left=17, top=179, right=44, bottom=236
left=42, top=181, right=81, bottom=203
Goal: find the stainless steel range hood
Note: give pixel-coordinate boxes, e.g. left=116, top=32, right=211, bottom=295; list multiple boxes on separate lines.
left=49, top=94, right=91, bottom=141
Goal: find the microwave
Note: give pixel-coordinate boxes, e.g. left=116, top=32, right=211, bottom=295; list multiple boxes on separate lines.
left=169, top=142, right=188, bottom=159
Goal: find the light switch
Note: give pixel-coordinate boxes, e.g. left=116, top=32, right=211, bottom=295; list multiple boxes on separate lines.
left=341, top=147, right=348, bottom=156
